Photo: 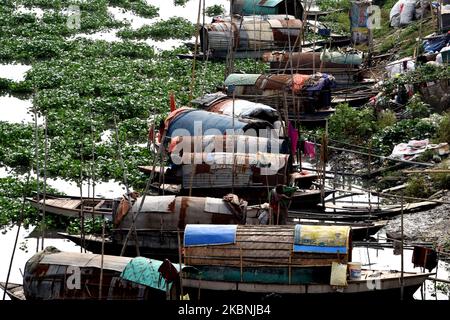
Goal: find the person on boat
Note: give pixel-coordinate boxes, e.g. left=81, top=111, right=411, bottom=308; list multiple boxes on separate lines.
left=269, top=184, right=292, bottom=225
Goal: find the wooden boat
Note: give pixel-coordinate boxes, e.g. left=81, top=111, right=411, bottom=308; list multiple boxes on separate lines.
left=179, top=224, right=431, bottom=300
left=21, top=248, right=186, bottom=300
left=291, top=220, right=388, bottom=241
left=288, top=209, right=401, bottom=222
left=320, top=200, right=440, bottom=214
left=26, top=193, right=115, bottom=219
left=20, top=246, right=431, bottom=301
left=182, top=269, right=432, bottom=301
left=289, top=189, right=334, bottom=209
left=59, top=218, right=385, bottom=256
left=0, top=282, right=26, bottom=300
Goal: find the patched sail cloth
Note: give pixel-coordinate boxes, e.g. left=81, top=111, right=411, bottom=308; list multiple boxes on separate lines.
left=293, top=225, right=350, bottom=254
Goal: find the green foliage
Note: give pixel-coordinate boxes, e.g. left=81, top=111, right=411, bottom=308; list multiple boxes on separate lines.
left=67, top=217, right=111, bottom=235
left=328, top=103, right=377, bottom=144
left=108, top=0, right=159, bottom=18
left=405, top=174, right=433, bottom=198
left=0, top=176, right=63, bottom=228
left=382, top=65, right=450, bottom=94
left=372, top=119, right=438, bottom=155
left=174, top=0, right=189, bottom=6
left=118, top=17, right=195, bottom=41
left=377, top=109, right=397, bottom=129
left=431, top=161, right=450, bottom=190
left=0, top=0, right=270, bottom=230
left=0, top=122, right=36, bottom=169
left=405, top=94, right=431, bottom=118
left=205, top=4, right=225, bottom=17
left=316, top=0, right=351, bottom=10
left=436, top=112, right=450, bottom=144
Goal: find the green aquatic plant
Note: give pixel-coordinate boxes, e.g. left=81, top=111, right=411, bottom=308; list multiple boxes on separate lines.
left=205, top=4, right=225, bottom=17
left=118, top=17, right=195, bottom=41
left=328, top=103, right=377, bottom=144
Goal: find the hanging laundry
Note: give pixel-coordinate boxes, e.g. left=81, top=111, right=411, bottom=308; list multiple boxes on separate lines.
left=412, top=246, right=438, bottom=272
left=303, top=141, right=316, bottom=159
left=288, top=122, right=299, bottom=156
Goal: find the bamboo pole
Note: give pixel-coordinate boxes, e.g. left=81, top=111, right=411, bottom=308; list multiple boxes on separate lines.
left=33, top=104, right=40, bottom=253
left=188, top=0, right=203, bottom=106
left=3, top=173, right=30, bottom=300
left=400, top=191, right=404, bottom=300
left=40, top=115, right=48, bottom=250
left=177, top=231, right=184, bottom=300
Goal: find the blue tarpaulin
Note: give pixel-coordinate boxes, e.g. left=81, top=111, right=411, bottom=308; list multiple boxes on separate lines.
left=292, top=224, right=349, bottom=254
left=423, top=34, right=450, bottom=53
left=184, top=224, right=238, bottom=247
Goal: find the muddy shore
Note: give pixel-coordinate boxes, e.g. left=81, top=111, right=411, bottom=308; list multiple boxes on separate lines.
left=385, top=194, right=450, bottom=249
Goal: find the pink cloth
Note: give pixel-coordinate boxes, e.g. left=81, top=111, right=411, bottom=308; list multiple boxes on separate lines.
left=288, top=122, right=298, bottom=156
left=304, top=141, right=316, bottom=159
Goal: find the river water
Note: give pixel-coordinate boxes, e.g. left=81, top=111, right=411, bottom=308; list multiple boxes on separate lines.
left=1, top=0, right=449, bottom=301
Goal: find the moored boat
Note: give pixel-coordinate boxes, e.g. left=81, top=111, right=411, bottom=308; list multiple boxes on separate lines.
left=0, top=282, right=26, bottom=300
left=179, top=224, right=431, bottom=300
left=26, top=193, right=115, bottom=219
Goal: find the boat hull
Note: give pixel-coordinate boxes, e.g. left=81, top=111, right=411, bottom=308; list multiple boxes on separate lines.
left=181, top=272, right=430, bottom=301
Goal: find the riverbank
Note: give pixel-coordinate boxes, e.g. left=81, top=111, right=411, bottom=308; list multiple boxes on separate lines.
left=385, top=194, right=450, bottom=251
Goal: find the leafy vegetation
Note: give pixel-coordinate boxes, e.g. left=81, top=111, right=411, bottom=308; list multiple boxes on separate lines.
left=431, top=160, right=450, bottom=190
left=67, top=216, right=111, bottom=235
left=405, top=174, right=433, bottom=198
left=328, top=103, right=377, bottom=145
left=174, top=0, right=189, bottom=6
left=109, top=0, right=159, bottom=18
left=0, top=0, right=269, bottom=230
left=372, top=118, right=438, bottom=155
left=0, top=176, right=63, bottom=228
left=118, top=17, right=195, bottom=41
left=377, top=109, right=397, bottom=129
left=205, top=4, right=225, bottom=17
left=405, top=94, right=431, bottom=118
left=436, top=112, right=450, bottom=144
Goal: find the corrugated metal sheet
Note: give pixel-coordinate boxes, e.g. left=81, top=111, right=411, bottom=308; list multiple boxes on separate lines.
left=224, top=73, right=261, bottom=86
left=204, top=18, right=302, bottom=53
left=242, top=20, right=274, bottom=49
left=118, top=196, right=240, bottom=230
left=130, top=196, right=176, bottom=214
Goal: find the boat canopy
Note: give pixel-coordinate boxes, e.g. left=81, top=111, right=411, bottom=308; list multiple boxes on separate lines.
left=165, top=109, right=272, bottom=138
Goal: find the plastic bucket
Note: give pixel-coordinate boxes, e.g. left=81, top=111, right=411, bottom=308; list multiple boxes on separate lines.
left=348, top=262, right=361, bottom=280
